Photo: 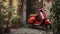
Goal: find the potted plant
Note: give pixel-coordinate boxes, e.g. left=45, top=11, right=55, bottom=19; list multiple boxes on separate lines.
left=10, top=15, right=20, bottom=29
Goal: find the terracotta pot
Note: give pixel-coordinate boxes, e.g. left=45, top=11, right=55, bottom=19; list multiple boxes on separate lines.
left=15, top=24, right=19, bottom=29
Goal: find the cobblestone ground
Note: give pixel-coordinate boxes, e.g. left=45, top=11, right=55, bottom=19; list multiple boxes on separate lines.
left=6, top=28, right=53, bottom=34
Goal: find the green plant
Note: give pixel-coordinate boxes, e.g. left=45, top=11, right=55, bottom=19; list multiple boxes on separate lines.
left=10, top=15, right=20, bottom=24
left=0, top=2, right=6, bottom=26
left=50, top=0, right=60, bottom=34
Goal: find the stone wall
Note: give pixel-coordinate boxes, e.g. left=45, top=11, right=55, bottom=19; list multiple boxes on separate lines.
left=43, top=0, right=52, bottom=18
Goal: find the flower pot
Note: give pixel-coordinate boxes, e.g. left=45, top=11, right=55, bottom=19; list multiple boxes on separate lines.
left=14, top=24, right=19, bottom=29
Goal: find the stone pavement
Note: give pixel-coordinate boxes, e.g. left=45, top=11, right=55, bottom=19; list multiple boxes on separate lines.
left=5, top=28, right=53, bottom=34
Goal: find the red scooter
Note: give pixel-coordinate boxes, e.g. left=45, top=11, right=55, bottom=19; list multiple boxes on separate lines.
left=28, top=15, right=51, bottom=30
left=28, top=8, right=51, bottom=30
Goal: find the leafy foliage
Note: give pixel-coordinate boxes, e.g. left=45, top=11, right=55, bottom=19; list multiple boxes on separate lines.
left=0, top=2, right=5, bottom=9
left=6, top=6, right=15, bottom=12
left=10, top=15, right=20, bottom=24
left=0, top=1, right=15, bottom=26
left=50, top=0, right=60, bottom=34
left=0, top=2, right=5, bottom=26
